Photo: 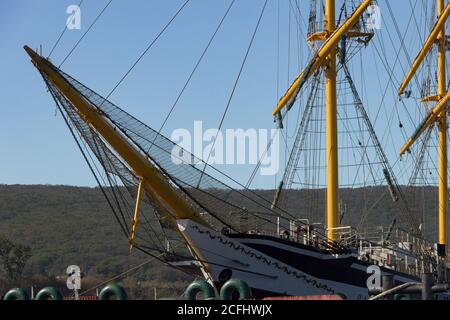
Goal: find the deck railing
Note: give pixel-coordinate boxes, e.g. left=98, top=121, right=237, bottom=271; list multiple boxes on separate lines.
left=268, top=219, right=438, bottom=278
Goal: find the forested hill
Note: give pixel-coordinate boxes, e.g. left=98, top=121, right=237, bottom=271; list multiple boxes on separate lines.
left=0, top=184, right=444, bottom=298
left=0, top=185, right=191, bottom=298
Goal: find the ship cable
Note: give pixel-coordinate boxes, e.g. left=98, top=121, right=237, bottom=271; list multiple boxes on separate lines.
left=42, top=73, right=130, bottom=239
left=342, top=62, right=421, bottom=236
left=98, top=0, right=192, bottom=108
left=149, top=0, right=236, bottom=151
left=47, top=0, right=84, bottom=59
left=198, top=0, right=269, bottom=187
left=59, top=0, right=114, bottom=67
left=371, top=6, right=420, bottom=128
left=77, top=244, right=193, bottom=297
left=369, top=4, right=434, bottom=179
left=385, top=0, right=423, bottom=92
left=43, top=70, right=168, bottom=251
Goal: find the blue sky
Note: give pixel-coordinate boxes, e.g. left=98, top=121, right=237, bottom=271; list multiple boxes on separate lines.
left=0, top=0, right=443, bottom=189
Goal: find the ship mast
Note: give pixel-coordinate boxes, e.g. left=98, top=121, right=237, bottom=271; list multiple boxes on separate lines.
left=271, top=0, right=372, bottom=242
left=324, top=0, right=339, bottom=241
left=436, top=0, right=447, bottom=258
left=399, top=0, right=449, bottom=257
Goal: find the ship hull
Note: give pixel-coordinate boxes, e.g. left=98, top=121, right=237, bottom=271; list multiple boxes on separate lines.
left=177, top=219, right=436, bottom=300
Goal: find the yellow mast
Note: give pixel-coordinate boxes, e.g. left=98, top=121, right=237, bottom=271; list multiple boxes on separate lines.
left=273, top=0, right=372, bottom=242
left=437, top=0, right=447, bottom=255
left=398, top=0, right=449, bottom=257
left=324, top=0, right=339, bottom=241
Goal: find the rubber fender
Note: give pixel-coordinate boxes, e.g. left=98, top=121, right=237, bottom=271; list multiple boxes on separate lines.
left=98, top=283, right=127, bottom=300
left=4, top=288, right=30, bottom=300
left=336, top=293, right=347, bottom=300
left=35, top=287, right=63, bottom=300
left=184, top=279, right=215, bottom=300
left=220, top=278, right=252, bottom=300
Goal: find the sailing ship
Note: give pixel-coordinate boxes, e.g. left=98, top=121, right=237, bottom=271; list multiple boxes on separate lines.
left=24, top=0, right=449, bottom=299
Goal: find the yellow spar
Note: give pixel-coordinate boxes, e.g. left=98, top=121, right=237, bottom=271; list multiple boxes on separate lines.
left=129, top=179, right=144, bottom=250
left=272, top=0, right=372, bottom=117
left=24, top=46, right=209, bottom=229
left=397, top=1, right=450, bottom=96
left=399, top=91, right=450, bottom=156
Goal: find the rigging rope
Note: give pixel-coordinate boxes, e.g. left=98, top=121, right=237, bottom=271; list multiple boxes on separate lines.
left=59, top=0, right=113, bottom=67
left=198, top=0, right=269, bottom=186
left=43, top=74, right=130, bottom=239
left=98, top=0, right=191, bottom=108
left=78, top=243, right=190, bottom=297
left=151, top=0, right=236, bottom=147
left=48, top=0, right=85, bottom=59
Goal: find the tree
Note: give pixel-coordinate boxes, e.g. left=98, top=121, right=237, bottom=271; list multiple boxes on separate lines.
left=0, top=236, right=31, bottom=281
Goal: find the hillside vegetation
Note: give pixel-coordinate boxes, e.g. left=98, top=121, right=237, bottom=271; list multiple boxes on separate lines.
left=0, top=185, right=191, bottom=299
left=0, top=184, right=444, bottom=298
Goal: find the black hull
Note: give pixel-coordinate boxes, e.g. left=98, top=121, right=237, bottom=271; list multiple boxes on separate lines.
left=178, top=219, right=449, bottom=300
left=228, top=233, right=421, bottom=299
